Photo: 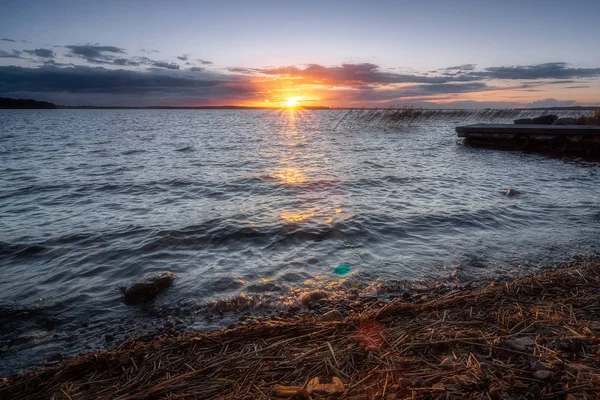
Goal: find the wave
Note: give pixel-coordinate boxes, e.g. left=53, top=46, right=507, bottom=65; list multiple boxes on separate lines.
left=0, top=204, right=533, bottom=261
left=120, top=149, right=147, bottom=155
left=175, top=146, right=194, bottom=152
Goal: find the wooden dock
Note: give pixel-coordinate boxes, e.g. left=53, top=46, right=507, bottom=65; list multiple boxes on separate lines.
left=456, top=124, right=600, bottom=155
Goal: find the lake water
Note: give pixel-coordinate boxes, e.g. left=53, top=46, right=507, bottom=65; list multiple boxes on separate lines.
left=1, top=109, right=599, bottom=375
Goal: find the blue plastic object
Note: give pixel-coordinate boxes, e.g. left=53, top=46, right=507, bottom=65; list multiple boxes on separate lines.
left=334, top=264, right=351, bottom=276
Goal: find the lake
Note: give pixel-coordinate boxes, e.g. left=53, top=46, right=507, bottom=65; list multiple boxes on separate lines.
left=1, top=109, right=599, bottom=375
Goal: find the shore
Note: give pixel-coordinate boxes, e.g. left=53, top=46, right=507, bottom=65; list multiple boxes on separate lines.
left=2, top=260, right=600, bottom=399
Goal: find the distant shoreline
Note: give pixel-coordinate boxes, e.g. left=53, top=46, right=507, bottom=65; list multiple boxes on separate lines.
left=1, top=97, right=599, bottom=110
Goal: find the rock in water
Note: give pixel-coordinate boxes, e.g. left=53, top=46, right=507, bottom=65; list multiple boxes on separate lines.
left=531, top=114, right=558, bottom=124
left=505, top=188, right=521, bottom=197
left=515, top=115, right=558, bottom=125
left=553, top=117, right=579, bottom=125
left=121, top=272, right=176, bottom=305
left=514, top=118, right=533, bottom=124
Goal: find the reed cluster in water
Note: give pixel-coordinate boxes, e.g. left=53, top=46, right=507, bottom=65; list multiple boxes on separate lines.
left=335, top=107, right=595, bottom=129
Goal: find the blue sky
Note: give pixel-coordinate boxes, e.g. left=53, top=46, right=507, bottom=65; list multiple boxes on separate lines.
left=1, top=0, right=599, bottom=107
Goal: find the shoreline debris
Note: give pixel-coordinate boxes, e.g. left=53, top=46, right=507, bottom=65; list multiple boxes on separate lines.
left=3, top=260, right=600, bottom=398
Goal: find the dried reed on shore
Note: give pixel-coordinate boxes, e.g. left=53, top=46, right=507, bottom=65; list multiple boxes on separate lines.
left=2, top=259, right=600, bottom=399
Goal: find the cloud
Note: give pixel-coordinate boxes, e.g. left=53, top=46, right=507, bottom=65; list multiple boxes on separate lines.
left=415, top=82, right=488, bottom=94
left=0, top=65, right=259, bottom=106
left=1, top=38, right=16, bottom=43
left=472, top=62, right=600, bottom=80
left=42, top=60, right=74, bottom=67
left=228, top=67, right=255, bottom=74
left=65, top=44, right=125, bottom=64
left=332, top=82, right=490, bottom=103
left=139, top=48, right=160, bottom=54
left=152, top=61, right=180, bottom=70
left=256, top=63, right=480, bottom=85
left=444, top=64, right=477, bottom=71
left=0, top=50, right=22, bottom=59
left=254, top=62, right=600, bottom=88
left=0, top=53, right=598, bottom=107
left=113, top=58, right=140, bottom=66
left=518, top=79, right=575, bottom=90
left=526, top=98, right=577, bottom=108
left=23, top=48, right=55, bottom=58
left=0, top=65, right=227, bottom=93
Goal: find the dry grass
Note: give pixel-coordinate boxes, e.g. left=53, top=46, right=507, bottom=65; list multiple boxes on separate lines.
left=2, top=260, right=600, bottom=399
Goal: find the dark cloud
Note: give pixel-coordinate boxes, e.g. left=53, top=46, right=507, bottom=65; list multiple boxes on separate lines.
left=414, top=82, right=488, bottom=94
left=0, top=65, right=218, bottom=93
left=325, top=82, right=489, bottom=104
left=256, top=63, right=480, bottom=85
left=42, top=60, right=74, bottom=67
left=152, top=61, right=180, bottom=70
left=1, top=38, right=16, bottom=43
left=65, top=44, right=125, bottom=64
left=0, top=50, right=22, bottom=59
left=444, top=64, right=476, bottom=71
left=177, top=54, right=188, bottom=61
left=472, top=62, right=600, bottom=80
left=189, top=67, right=204, bottom=72
left=0, top=64, right=264, bottom=106
left=228, top=67, right=255, bottom=74
left=198, top=59, right=213, bottom=65
left=23, top=48, right=55, bottom=58
left=139, top=48, right=160, bottom=54
left=255, top=62, right=600, bottom=87
left=113, top=58, right=140, bottom=66
left=518, top=79, right=575, bottom=89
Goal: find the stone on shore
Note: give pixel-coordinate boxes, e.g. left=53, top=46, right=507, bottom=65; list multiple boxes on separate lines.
left=318, top=309, right=343, bottom=322
left=505, top=337, right=534, bottom=352
left=300, top=290, right=329, bottom=306
left=121, top=272, right=176, bottom=305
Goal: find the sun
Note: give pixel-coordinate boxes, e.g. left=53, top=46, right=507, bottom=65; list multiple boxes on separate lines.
left=285, top=97, right=300, bottom=108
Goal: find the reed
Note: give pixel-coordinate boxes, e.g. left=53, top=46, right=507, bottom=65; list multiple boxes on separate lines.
left=2, top=259, right=600, bottom=399
left=577, top=108, right=600, bottom=125
left=337, top=107, right=596, bottom=129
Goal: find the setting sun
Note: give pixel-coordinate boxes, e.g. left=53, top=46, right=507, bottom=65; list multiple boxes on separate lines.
left=285, top=97, right=300, bottom=108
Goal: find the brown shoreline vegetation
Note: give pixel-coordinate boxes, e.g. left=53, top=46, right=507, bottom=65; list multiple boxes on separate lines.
left=3, top=260, right=600, bottom=399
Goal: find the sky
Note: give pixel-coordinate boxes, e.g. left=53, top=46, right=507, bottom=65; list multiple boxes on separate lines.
left=1, top=0, right=599, bottom=108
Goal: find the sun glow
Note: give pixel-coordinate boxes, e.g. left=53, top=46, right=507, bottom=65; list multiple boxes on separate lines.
left=285, top=97, right=301, bottom=108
